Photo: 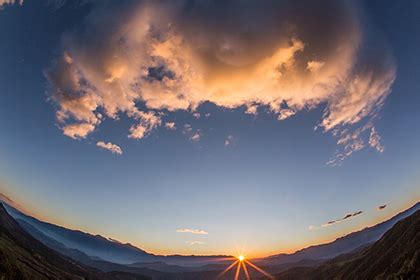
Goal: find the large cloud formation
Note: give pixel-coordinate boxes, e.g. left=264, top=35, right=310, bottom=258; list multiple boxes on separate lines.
left=46, top=0, right=395, bottom=164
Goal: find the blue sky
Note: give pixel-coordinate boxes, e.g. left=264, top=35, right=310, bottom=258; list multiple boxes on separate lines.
left=0, top=0, right=419, bottom=257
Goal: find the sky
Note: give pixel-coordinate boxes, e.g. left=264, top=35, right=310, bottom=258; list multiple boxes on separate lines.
left=0, top=0, right=419, bottom=257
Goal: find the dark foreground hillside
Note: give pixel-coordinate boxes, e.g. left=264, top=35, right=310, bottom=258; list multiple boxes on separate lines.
left=275, top=210, right=420, bottom=280
left=0, top=203, right=149, bottom=280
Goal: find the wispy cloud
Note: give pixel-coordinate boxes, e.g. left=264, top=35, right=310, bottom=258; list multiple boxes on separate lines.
left=327, top=122, right=386, bottom=166
left=224, top=135, right=237, bottom=147
left=369, top=127, right=385, bottom=153
left=185, top=241, right=205, bottom=246
left=96, top=141, right=123, bottom=155
left=176, top=228, right=208, bottom=235
left=128, top=111, right=161, bottom=140
left=309, top=210, right=364, bottom=230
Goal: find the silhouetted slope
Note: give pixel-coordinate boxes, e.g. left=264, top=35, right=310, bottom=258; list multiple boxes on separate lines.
left=16, top=218, right=97, bottom=264
left=263, top=202, right=420, bottom=265
left=0, top=203, right=152, bottom=280
left=0, top=203, right=103, bottom=279
left=3, top=203, right=155, bottom=264
left=2, top=203, right=228, bottom=267
left=276, top=210, right=420, bottom=279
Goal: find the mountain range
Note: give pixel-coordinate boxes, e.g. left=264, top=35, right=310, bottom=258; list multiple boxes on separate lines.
left=259, top=201, right=420, bottom=266
left=0, top=203, right=150, bottom=280
left=0, top=196, right=419, bottom=279
left=274, top=209, right=420, bottom=279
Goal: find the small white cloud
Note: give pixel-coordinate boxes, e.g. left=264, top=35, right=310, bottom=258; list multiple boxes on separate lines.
left=183, top=124, right=193, bottom=134
left=308, top=225, right=319, bottom=231
left=96, top=141, right=123, bottom=155
left=185, top=241, right=205, bottom=245
left=190, top=132, right=201, bottom=142
left=165, top=122, right=176, bottom=130
left=224, top=135, right=237, bottom=147
left=369, top=127, right=385, bottom=153
left=183, top=124, right=201, bottom=142
left=176, top=228, right=208, bottom=235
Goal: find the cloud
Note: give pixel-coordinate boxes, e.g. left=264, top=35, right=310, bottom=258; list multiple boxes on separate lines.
left=183, top=124, right=201, bottom=142
left=342, top=210, right=363, bottom=220
left=308, top=225, right=318, bottom=231
left=369, top=127, right=385, bottom=153
left=62, top=123, right=95, bottom=139
left=128, top=111, right=161, bottom=139
left=306, top=60, right=325, bottom=72
left=311, top=210, right=364, bottom=230
left=190, top=132, right=201, bottom=142
left=245, top=105, right=258, bottom=115
left=176, top=228, right=208, bottom=235
left=224, top=135, right=237, bottom=147
left=165, top=122, right=176, bottom=130
left=46, top=0, right=395, bottom=163
left=0, top=0, right=23, bottom=9
left=96, top=141, right=123, bottom=155
left=377, top=204, right=387, bottom=210
left=185, top=241, right=205, bottom=246
left=327, top=122, right=384, bottom=166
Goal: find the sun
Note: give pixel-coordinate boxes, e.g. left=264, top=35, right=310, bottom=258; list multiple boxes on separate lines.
left=218, top=254, right=273, bottom=279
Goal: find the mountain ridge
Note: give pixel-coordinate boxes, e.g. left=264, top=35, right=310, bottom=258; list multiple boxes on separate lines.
left=275, top=209, right=420, bottom=279
left=261, top=202, right=420, bottom=265
left=1, top=194, right=418, bottom=269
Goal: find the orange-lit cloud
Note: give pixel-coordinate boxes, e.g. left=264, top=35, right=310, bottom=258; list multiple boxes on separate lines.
left=46, top=0, right=396, bottom=163
left=62, top=123, right=95, bottom=139
left=0, top=0, right=22, bottom=9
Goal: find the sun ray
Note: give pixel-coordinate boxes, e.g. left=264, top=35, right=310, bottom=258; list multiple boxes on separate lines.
left=234, top=260, right=242, bottom=280
left=217, top=260, right=239, bottom=278
left=245, top=260, right=274, bottom=279
left=242, top=261, right=250, bottom=280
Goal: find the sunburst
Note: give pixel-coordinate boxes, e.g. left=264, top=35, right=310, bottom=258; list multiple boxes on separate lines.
left=217, top=255, right=274, bottom=280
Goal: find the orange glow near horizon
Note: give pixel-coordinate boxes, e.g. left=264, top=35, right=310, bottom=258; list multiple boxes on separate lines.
left=2, top=185, right=419, bottom=259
